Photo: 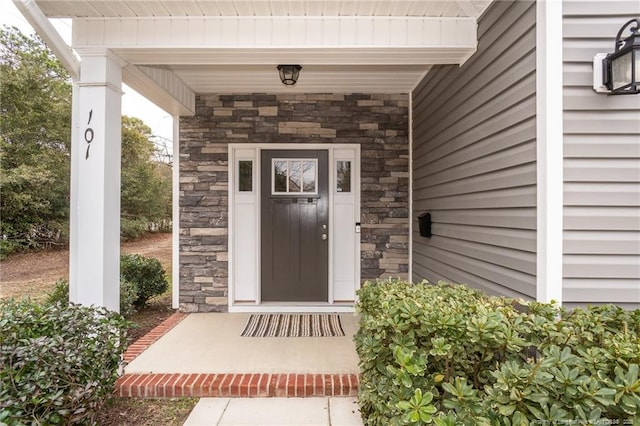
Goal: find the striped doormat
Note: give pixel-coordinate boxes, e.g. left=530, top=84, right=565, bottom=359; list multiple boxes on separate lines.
left=240, top=314, right=345, bottom=337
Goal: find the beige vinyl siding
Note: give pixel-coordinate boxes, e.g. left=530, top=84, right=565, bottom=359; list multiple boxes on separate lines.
left=563, top=0, right=640, bottom=309
left=411, top=0, right=537, bottom=299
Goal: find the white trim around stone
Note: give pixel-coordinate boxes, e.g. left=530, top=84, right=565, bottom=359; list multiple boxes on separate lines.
left=228, top=143, right=361, bottom=313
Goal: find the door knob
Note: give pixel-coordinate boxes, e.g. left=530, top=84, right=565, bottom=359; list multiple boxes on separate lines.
left=321, top=233, right=328, bottom=240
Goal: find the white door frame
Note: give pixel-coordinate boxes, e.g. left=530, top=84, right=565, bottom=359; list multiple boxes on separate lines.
left=228, top=143, right=361, bottom=313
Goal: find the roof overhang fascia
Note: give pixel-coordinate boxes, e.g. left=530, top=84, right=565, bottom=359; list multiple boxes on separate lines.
left=13, top=0, right=195, bottom=115
left=72, top=16, right=478, bottom=66
left=13, top=0, right=81, bottom=80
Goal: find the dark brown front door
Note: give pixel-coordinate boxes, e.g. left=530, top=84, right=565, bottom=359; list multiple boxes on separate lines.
left=261, top=150, right=329, bottom=302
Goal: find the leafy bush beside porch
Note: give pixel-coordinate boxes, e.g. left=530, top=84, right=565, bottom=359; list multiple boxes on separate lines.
left=0, top=299, right=129, bottom=425
left=44, top=253, right=168, bottom=315
left=354, top=280, right=640, bottom=425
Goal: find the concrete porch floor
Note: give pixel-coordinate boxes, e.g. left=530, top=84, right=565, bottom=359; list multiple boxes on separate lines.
left=125, top=313, right=360, bottom=374
left=116, top=312, right=361, bottom=399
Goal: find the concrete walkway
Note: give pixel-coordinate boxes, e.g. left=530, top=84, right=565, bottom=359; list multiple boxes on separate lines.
left=183, top=397, right=363, bottom=425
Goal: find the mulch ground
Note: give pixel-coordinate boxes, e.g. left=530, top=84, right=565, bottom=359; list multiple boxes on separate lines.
left=127, top=292, right=176, bottom=343
left=93, top=397, right=198, bottom=425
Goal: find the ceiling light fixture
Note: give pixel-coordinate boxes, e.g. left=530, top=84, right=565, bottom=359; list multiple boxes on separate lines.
left=277, top=65, right=302, bottom=86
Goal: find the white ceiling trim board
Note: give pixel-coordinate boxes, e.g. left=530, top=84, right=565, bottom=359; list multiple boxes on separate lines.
left=108, top=48, right=475, bottom=66
left=72, top=16, right=477, bottom=50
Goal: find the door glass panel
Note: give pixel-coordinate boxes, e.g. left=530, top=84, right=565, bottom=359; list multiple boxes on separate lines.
left=272, top=158, right=318, bottom=194
left=238, top=160, right=252, bottom=192
left=274, top=160, right=287, bottom=192
left=302, top=161, right=316, bottom=192
left=288, top=161, right=301, bottom=192
left=336, top=160, right=351, bottom=192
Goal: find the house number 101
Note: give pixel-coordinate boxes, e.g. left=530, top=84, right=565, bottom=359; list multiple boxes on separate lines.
left=84, top=109, right=94, bottom=160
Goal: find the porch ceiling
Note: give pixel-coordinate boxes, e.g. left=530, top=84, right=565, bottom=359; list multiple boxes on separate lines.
left=25, top=0, right=492, bottom=113
left=154, top=64, right=432, bottom=94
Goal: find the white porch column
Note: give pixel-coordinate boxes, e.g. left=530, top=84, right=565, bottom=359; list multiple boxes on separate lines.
left=69, top=49, right=125, bottom=312
left=536, top=0, right=564, bottom=305
left=172, top=115, right=180, bottom=309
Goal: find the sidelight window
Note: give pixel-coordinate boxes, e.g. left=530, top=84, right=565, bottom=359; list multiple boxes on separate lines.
left=238, top=160, right=253, bottom=192
left=336, top=160, right=351, bottom=192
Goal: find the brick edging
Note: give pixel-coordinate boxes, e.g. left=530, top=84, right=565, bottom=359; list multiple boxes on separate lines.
left=116, top=373, right=359, bottom=398
left=119, top=313, right=359, bottom=398
left=123, top=312, right=187, bottom=363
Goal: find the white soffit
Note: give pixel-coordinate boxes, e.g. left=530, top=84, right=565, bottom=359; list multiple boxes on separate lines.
left=69, top=14, right=477, bottom=93
left=29, top=0, right=491, bottom=106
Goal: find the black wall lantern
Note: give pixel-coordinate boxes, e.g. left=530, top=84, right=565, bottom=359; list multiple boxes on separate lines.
left=594, top=18, right=640, bottom=95
left=277, top=65, right=302, bottom=86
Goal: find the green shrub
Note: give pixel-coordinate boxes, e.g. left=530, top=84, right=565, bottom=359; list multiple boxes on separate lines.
left=0, top=299, right=129, bottom=425
left=44, top=253, right=168, bottom=311
left=120, top=253, right=168, bottom=308
left=119, top=279, right=138, bottom=317
left=120, top=217, right=149, bottom=241
left=0, top=239, right=21, bottom=260
left=45, top=278, right=137, bottom=317
left=354, top=279, right=640, bottom=425
left=45, top=278, right=70, bottom=305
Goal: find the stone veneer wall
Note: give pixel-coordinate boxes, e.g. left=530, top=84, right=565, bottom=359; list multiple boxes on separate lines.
left=179, top=93, right=409, bottom=313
